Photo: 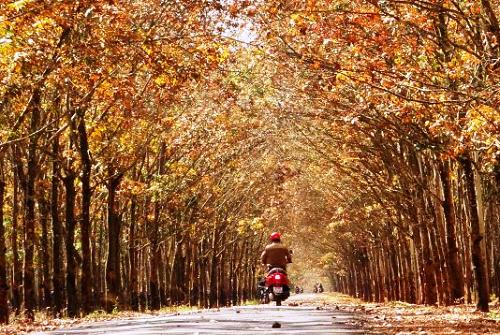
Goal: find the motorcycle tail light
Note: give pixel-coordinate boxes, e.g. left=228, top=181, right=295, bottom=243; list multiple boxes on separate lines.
left=275, top=274, right=281, bottom=280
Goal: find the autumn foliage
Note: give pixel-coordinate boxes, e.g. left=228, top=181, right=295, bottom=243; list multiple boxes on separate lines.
left=0, top=0, right=499, bottom=326
left=251, top=0, right=500, bottom=313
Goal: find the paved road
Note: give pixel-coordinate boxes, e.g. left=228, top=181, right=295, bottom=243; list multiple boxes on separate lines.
left=33, top=294, right=367, bottom=334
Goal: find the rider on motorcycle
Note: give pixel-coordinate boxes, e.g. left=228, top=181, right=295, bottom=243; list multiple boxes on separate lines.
left=260, top=232, right=292, bottom=271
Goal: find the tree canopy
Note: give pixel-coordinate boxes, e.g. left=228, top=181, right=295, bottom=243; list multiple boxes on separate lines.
left=0, top=0, right=499, bottom=324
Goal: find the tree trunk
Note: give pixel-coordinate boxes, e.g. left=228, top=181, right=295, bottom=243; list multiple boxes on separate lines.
left=105, top=172, right=123, bottom=312
left=429, top=224, right=445, bottom=305
left=462, top=156, right=490, bottom=312
left=95, top=215, right=105, bottom=309
left=462, top=200, right=474, bottom=304
left=438, top=160, right=465, bottom=303
left=161, top=243, right=169, bottom=306
left=24, top=90, right=41, bottom=321
left=420, top=219, right=438, bottom=305
left=190, top=241, right=199, bottom=306
left=148, top=202, right=161, bottom=310
left=51, top=139, right=65, bottom=316
left=63, top=173, right=79, bottom=317
left=389, top=241, right=400, bottom=301
left=11, top=156, right=22, bottom=314
left=371, top=248, right=383, bottom=302
left=149, top=239, right=161, bottom=310
left=0, top=179, right=9, bottom=323
left=362, top=249, right=372, bottom=302
left=129, top=198, right=139, bottom=311
left=404, top=239, right=416, bottom=303
left=77, top=111, right=93, bottom=314
left=209, top=230, right=219, bottom=307
left=38, top=197, right=52, bottom=308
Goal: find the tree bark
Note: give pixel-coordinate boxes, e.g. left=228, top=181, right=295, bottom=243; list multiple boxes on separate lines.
left=38, top=196, right=52, bottom=308
left=63, top=173, right=79, bottom=317
left=462, top=156, right=490, bottom=312
left=128, top=198, right=139, bottom=311
left=77, top=111, right=93, bottom=313
left=404, top=239, right=417, bottom=303
left=24, top=90, right=41, bottom=321
left=11, top=154, right=22, bottom=314
left=438, top=160, right=465, bottom=303
left=148, top=203, right=162, bottom=310
left=0, top=179, right=9, bottom=323
left=51, top=139, right=65, bottom=316
left=389, top=241, right=400, bottom=301
left=209, top=227, right=219, bottom=307
left=105, top=172, right=123, bottom=312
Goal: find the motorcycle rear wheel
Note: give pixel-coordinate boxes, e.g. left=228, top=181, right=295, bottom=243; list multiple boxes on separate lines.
left=276, top=298, right=281, bottom=306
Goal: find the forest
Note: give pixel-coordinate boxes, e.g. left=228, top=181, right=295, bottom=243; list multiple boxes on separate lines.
left=0, top=0, right=499, bottom=326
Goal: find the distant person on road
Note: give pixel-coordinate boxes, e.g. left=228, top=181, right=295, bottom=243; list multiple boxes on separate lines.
left=261, top=232, right=293, bottom=271
left=313, top=282, right=324, bottom=293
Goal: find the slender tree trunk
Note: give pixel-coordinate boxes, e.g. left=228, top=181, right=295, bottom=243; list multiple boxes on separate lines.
left=404, top=239, right=417, bottom=303
left=439, top=160, right=465, bottom=303
left=220, top=250, right=228, bottom=306
left=462, top=156, right=490, bottom=312
left=230, top=242, right=238, bottom=306
left=129, top=198, right=139, bottom=311
left=190, top=241, right=199, bottom=306
left=161, top=242, right=169, bottom=306
left=24, top=90, right=41, bottom=321
left=209, top=228, right=219, bottom=307
left=77, top=111, right=93, bottom=314
left=396, top=241, right=408, bottom=302
left=63, top=173, right=79, bottom=317
left=185, top=238, right=193, bottom=306
left=420, top=219, right=438, bottom=305
left=462, top=200, right=474, bottom=304
left=11, top=157, right=22, bottom=314
left=429, top=224, right=445, bottom=305
left=51, top=139, right=65, bottom=316
left=149, top=239, right=161, bottom=310
left=105, top=172, right=123, bottom=312
left=148, top=203, right=161, bottom=310
left=362, top=248, right=372, bottom=301
left=198, top=241, right=208, bottom=307
left=389, top=241, right=400, bottom=301
left=96, top=215, right=105, bottom=309
left=168, top=237, right=179, bottom=305
left=90, top=211, right=105, bottom=309
left=371, top=248, right=382, bottom=302
left=149, top=143, right=166, bottom=309
left=0, top=179, right=9, bottom=323
left=38, top=197, right=51, bottom=308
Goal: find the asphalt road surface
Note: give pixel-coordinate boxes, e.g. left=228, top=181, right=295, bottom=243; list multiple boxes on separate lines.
left=32, top=294, right=368, bottom=335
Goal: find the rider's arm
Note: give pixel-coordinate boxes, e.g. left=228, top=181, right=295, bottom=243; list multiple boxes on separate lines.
left=261, top=249, right=267, bottom=265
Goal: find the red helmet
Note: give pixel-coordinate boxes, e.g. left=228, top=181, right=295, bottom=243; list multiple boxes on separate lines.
left=270, top=232, right=281, bottom=241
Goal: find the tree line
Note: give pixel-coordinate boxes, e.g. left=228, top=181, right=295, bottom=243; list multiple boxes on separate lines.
left=0, top=0, right=278, bottom=324
left=252, top=0, right=499, bottom=312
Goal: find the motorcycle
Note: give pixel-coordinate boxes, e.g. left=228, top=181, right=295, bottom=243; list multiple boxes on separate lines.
left=258, top=267, right=290, bottom=306
left=313, top=283, right=324, bottom=293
